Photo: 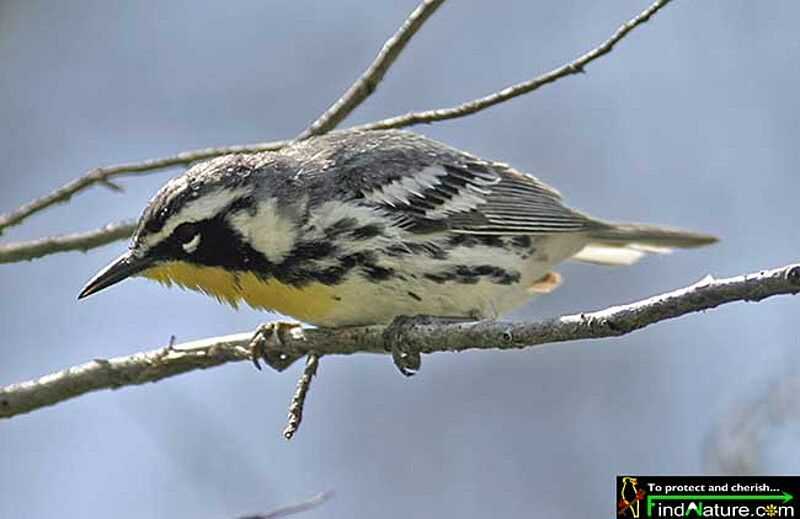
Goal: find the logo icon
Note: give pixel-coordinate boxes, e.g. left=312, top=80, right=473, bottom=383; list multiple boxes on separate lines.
left=618, top=476, right=646, bottom=517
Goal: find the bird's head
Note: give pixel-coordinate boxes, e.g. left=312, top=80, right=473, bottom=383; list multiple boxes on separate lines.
left=78, top=154, right=297, bottom=300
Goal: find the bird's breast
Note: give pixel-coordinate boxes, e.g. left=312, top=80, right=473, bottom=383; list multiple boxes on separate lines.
left=141, top=261, right=338, bottom=323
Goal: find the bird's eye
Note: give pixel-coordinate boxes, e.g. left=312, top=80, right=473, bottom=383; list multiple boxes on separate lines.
left=173, top=222, right=199, bottom=244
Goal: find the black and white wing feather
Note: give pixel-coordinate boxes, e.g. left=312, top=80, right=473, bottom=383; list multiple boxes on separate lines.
left=359, top=160, right=601, bottom=235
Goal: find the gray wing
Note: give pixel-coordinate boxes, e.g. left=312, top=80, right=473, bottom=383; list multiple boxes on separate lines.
left=358, top=159, right=602, bottom=235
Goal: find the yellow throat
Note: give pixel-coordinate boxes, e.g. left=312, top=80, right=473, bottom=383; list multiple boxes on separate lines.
left=142, top=262, right=336, bottom=323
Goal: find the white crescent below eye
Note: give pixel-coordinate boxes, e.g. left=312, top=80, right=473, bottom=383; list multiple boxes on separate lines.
left=182, top=233, right=201, bottom=253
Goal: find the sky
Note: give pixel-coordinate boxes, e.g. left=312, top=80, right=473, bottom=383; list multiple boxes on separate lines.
left=1, top=1, right=799, bottom=518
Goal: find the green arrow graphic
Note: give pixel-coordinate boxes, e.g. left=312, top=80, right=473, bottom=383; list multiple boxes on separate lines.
left=647, top=491, right=793, bottom=515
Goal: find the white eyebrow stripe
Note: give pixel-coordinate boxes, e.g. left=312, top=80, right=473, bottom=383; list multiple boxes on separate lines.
left=137, top=186, right=250, bottom=255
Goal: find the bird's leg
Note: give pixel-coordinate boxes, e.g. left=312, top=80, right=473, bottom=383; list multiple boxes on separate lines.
left=383, top=315, right=477, bottom=377
left=249, top=321, right=305, bottom=372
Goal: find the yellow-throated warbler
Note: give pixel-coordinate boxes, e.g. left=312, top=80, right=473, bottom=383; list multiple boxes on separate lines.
left=79, top=130, right=716, bottom=328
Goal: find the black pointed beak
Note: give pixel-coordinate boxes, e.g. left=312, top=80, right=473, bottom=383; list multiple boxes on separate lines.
left=78, top=251, right=154, bottom=299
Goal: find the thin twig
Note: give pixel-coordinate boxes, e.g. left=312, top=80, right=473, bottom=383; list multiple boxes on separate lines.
left=283, top=353, right=321, bottom=440
left=352, top=0, right=672, bottom=132
left=238, top=491, right=334, bottom=519
left=0, top=0, right=670, bottom=241
left=0, top=139, right=288, bottom=235
left=0, top=221, right=135, bottom=264
left=2, top=263, right=798, bottom=421
left=298, top=0, right=446, bottom=139
left=0, top=0, right=442, bottom=234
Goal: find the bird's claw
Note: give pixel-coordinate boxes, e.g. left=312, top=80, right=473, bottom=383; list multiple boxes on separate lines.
left=383, top=315, right=427, bottom=377
left=384, top=315, right=479, bottom=376
left=249, top=322, right=304, bottom=372
left=392, top=348, right=421, bottom=377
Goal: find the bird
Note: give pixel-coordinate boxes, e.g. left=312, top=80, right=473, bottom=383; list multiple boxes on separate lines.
left=79, top=129, right=716, bottom=371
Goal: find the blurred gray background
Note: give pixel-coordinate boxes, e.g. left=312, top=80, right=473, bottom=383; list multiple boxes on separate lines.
left=1, top=0, right=798, bottom=517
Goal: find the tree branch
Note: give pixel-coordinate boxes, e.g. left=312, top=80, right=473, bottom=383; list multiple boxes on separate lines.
left=298, top=0, right=446, bottom=139
left=352, top=0, right=672, bottom=132
left=0, top=221, right=135, bottom=263
left=0, top=140, right=288, bottom=235
left=3, top=263, right=798, bottom=421
left=0, top=0, right=669, bottom=244
left=282, top=353, right=321, bottom=440
left=0, top=0, right=447, bottom=236
left=237, top=491, right=333, bottom=519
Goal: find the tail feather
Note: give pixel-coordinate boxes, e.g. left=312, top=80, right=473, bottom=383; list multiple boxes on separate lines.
left=572, top=223, right=717, bottom=266
left=588, top=223, right=718, bottom=248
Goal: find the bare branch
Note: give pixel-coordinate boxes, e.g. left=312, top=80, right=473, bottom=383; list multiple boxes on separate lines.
left=0, top=0, right=445, bottom=234
left=352, top=0, right=672, bottom=132
left=0, top=0, right=669, bottom=238
left=2, top=263, right=798, bottom=421
left=0, top=221, right=135, bottom=264
left=0, top=140, right=288, bottom=235
left=283, top=353, right=321, bottom=440
left=298, top=0, right=446, bottom=139
left=237, top=491, right=334, bottom=519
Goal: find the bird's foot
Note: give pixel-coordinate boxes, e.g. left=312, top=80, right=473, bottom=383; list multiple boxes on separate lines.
left=249, top=321, right=305, bottom=372
left=383, top=315, right=475, bottom=377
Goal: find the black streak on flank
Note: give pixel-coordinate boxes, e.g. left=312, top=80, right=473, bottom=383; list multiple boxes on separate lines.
left=424, top=265, right=520, bottom=285
left=448, top=234, right=505, bottom=248
left=511, top=235, right=532, bottom=249
left=510, top=235, right=535, bottom=258
left=363, top=264, right=394, bottom=281
left=385, top=241, right=448, bottom=260
left=407, top=291, right=422, bottom=301
left=291, top=249, right=395, bottom=286
left=351, top=223, right=384, bottom=240
left=286, top=240, right=335, bottom=262
left=323, top=218, right=357, bottom=239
